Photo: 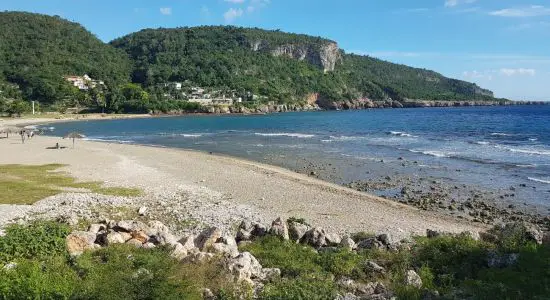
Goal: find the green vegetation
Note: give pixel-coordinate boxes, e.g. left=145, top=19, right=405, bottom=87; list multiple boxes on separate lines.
left=0, top=12, right=499, bottom=116
left=0, top=164, right=142, bottom=204
left=0, top=221, right=548, bottom=299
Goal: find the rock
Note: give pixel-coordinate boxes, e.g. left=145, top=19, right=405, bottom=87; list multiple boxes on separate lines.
left=252, top=222, right=268, bottom=238
left=356, top=237, right=384, bottom=250
left=237, top=221, right=267, bottom=242
left=114, top=220, right=150, bottom=233
left=377, top=234, right=392, bottom=246
left=405, top=270, right=423, bottom=288
left=106, top=232, right=127, bottom=245
left=88, top=224, right=106, bottom=234
left=170, top=243, right=189, bottom=260
left=325, top=233, right=342, bottom=246
left=183, top=252, right=215, bottom=264
left=66, top=231, right=98, bottom=256
left=202, top=288, right=215, bottom=300
left=211, top=243, right=239, bottom=258
left=138, top=206, right=148, bottom=216
left=300, top=227, right=327, bottom=248
left=195, top=227, right=222, bottom=251
left=269, top=217, right=289, bottom=240
left=340, top=236, right=356, bottom=250
left=131, top=231, right=149, bottom=243
left=487, top=251, right=519, bottom=268
left=143, top=242, right=156, bottom=249
left=147, top=221, right=178, bottom=246
left=126, top=238, right=144, bottom=248
left=366, top=260, right=386, bottom=274
left=335, top=293, right=359, bottom=300
left=260, top=268, right=281, bottom=282
left=179, top=235, right=199, bottom=252
left=226, top=252, right=264, bottom=284
left=2, top=262, right=17, bottom=270
left=426, top=229, right=441, bottom=238
left=374, top=282, right=387, bottom=295
left=288, top=221, right=310, bottom=242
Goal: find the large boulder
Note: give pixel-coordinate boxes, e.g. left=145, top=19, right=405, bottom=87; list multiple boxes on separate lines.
left=106, top=232, right=128, bottom=245
left=288, top=221, right=310, bottom=242
left=226, top=252, right=264, bottom=284
left=66, top=231, right=98, bottom=256
left=211, top=235, right=239, bottom=258
left=325, top=233, right=342, bottom=246
left=340, top=236, right=356, bottom=251
left=195, top=227, right=222, bottom=251
left=114, top=220, right=150, bottom=233
left=147, top=221, right=178, bottom=246
left=236, top=221, right=267, bottom=242
left=300, top=227, right=327, bottom=248
left=269, top=217, right=289, bottom=240
left=356, top=237, right=384, bottom=250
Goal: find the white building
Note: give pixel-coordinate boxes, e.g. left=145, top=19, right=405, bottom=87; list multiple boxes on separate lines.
left=64, top=74, right=104, bottom=91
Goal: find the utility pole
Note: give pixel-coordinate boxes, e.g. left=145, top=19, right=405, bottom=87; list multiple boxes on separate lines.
left=32, top=101, right=35, bottom=115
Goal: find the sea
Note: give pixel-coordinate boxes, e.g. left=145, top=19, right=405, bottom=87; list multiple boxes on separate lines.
left=45, top=105, right=550, bottom=209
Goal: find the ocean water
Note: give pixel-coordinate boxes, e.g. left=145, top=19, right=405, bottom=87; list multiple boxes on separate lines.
left=46, top=106, right=550, bottom=208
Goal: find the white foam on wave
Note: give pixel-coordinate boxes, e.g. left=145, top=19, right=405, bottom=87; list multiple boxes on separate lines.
left=475, top=141, right=490, bottom=145
left=328, top=135, right=367, bottom=142
left=529, top=138, right=538, bottom=142
left=516, top=164, right=538, bottom=168
left=504, top=147, right=550, bottom=156
left=83, top=137, right=133, bottom=144
left=528, top=177, right=550, bottom=184
left=180, top=134, right=203, bottom=138
left=491, top=132, right=514, bottom=137
left=409, top=149, right=451, bottom=158
left=388, top=131, right=418, bottom=138
left=254, top=132, right=315, bottom=138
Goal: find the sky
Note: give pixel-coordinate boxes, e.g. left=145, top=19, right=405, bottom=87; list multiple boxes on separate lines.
left=1, top=0, right=549, bottom=101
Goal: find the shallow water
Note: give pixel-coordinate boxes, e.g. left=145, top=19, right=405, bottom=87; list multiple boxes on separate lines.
left=47, top=106, right=550, bottom=208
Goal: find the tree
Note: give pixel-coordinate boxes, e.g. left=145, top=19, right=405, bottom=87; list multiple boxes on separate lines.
left=6, top=100, right=30, bottom=116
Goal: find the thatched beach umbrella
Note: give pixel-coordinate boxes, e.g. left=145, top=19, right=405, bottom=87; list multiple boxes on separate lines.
left=64, top=132, right=86, bottom=148
left=0, top=126, right=23, bottom=138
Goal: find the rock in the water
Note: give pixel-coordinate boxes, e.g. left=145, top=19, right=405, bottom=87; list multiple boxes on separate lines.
left=288, top=221, right=309, bottom=242
left=300, top=227, right=327, bottom=248
left=340, top=236, right=357, bottom=250
left=195, top=227, right=222, bottom=251
left=405, top=270, right=423, bottom=288
left=66, top=231, right=97, bottom=256
left=269, top=217, right=289, bottom=240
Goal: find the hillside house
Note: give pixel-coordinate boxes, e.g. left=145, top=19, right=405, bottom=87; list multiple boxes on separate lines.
left=64, top=74, right=104, bottom=90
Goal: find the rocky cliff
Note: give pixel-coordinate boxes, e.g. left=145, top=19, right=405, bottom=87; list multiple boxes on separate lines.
left=250, top=40, right=341, bottom=72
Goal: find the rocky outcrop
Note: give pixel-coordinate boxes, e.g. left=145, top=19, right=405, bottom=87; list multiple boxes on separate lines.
left=250, top=40, right=341, bottom=72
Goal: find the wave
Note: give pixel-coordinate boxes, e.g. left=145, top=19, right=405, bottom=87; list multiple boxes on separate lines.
left=491, top=132, right=515, bottom=137
left=529, top=138, right=538, bottom=142
left=528, top=177, right=550, bottom=184
left=83, top=137, right=133, bottom=144
left=180, top=134, right=203, bottom=138
left=328, top=135, right=368, bottom=142
left=475, top=141, right=490, bottom=145
left=387, top=131, right=418, bottom=138
left=516, top=164, right=538, bottom=168
left=409, top=149, right=451, bottom=158
left=254, top=132, right=315, bottom=138
left=504, top=147, right=550, bottom=156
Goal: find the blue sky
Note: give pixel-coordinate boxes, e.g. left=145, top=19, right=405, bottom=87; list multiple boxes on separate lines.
left=2, top=0, right=549, bottom=101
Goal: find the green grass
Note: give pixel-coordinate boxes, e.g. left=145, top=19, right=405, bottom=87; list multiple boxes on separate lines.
left=0, top=164, right=142, bottom=204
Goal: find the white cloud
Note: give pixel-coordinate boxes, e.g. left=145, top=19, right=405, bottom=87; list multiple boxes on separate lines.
left=224, top=8, right=244, bottom=23
left=224, top=0, right=245, bottom=3
left=462, top=70, right=494, bottom=80
left=160, top=7, right=172, bottom=15
left=500, top=68, right=536, bottom=76
left=445, top=0, right=477, bottom=8
left=490, top=5, right=550, bottom=17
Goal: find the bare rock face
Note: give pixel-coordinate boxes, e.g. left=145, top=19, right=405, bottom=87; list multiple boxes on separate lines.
left=250, top=39, right=341, bottom=73
left=300, top=227, right=327, bottom=248
left=66, top=231, right=98, bottom=256
left=226, top=252, right=264, bottom=284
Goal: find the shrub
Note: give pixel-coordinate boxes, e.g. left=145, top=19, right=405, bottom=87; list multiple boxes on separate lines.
left=0, top=256, right=79, bottom=299
left=261, top=276, right=338, bottom=300
left=240, top=235, right=322, bottom=277
left=0, top=221, right=71, bottom=264
left=317, top=249, right=362, bottom=278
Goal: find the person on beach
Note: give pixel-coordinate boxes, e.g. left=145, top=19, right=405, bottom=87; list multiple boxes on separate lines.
left=19, top=130, right=25, bottom=144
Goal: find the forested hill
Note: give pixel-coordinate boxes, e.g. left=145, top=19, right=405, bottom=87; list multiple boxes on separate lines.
left=0, top=12, right=498, bottom=112
left=111, top=26, right=495, bottom=102
left=0, top=12, right=131, bottom=103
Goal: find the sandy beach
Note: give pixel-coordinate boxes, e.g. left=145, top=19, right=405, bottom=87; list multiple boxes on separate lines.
left=0, top=117, right=486, bottom=239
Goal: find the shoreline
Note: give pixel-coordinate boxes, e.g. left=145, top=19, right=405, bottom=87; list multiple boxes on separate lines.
left=0, top=123, right=486, bottom=239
